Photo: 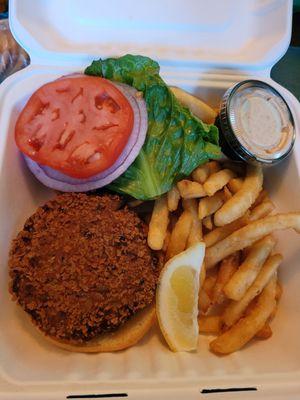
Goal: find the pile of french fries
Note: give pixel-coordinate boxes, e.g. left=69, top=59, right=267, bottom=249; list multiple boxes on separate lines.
left=147, top=160, right=300, bottom=355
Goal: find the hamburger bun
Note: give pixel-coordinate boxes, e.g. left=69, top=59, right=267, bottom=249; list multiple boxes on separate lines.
left=42, top=304, right=156, bottom=353
left=10, top=193, right=161, bottom=351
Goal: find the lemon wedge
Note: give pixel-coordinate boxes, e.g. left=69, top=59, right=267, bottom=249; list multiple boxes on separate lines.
left=156, top=242, right=205, bottom=352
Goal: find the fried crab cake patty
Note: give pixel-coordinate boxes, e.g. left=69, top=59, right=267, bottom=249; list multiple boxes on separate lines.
left=9, top=193, right=159, bottom=343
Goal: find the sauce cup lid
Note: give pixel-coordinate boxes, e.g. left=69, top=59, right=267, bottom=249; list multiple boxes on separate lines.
left=219, top=80, right=295, bottom=165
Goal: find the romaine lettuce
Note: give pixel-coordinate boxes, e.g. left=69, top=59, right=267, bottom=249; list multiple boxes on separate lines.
left=85, top=55, right=220, bottom=200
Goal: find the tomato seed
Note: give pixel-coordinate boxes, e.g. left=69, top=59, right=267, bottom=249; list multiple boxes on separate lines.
left=55, top=128, right=75, bottom=150
left=51, top=109, right=60, bottom=121
left=71, top=87, right=83, bottom=104
left=88, top=152, right=101, bottom=163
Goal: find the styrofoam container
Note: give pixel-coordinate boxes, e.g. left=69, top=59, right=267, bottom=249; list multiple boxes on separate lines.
left=1, top=0, right=300, bottom=399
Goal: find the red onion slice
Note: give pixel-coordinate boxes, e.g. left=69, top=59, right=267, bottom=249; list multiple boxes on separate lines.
left=24, top=81, right=148, bottom=192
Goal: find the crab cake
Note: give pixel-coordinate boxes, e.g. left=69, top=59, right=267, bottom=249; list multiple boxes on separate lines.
left=9, top=193, right=159, bottom=348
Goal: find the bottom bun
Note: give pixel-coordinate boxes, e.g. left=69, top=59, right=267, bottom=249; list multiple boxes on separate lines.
left=43, top=304, right=156, bottom=353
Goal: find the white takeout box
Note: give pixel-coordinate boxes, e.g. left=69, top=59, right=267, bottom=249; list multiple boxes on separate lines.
left=0, top=0, right=300, bottom=399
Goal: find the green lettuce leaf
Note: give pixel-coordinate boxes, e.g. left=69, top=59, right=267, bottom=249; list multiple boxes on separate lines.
left=85, top=54, right=220, bottom=200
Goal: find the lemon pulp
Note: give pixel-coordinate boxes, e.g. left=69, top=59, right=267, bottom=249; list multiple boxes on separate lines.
left=156, top=243, right=205, bottom=352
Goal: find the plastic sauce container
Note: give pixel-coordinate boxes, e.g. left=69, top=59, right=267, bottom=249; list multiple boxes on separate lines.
left=217, top=80, right=295, bottom=165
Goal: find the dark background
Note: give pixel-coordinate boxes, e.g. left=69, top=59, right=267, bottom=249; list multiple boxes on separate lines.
left=271, top=4, right=300, bottom=101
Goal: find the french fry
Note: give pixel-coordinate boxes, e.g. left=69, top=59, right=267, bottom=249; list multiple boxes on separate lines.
left=182, top=198, right=198, bottom=214
left=208, top=161, right=221, bottom=175
left=211, top=252, right=240, bottom=305
left=198, top=273, right=217, bottom=314
left=214, top=165, right=263, bottom=226
left=199, top=288, right=212, bottom=314
left=177, top=180, right=206, bottom=199
left=192, top=164, right=210, bottom=184
left=200, top=263, right=206, bottom=288
left=187, top=220, right=202, bottom=246
left=166, top=210, right=193, bottom=259
left=170, top=86, right=217, bottom=124
left=252, top=189, right=269, bottom=208
left=203, top=213, right=249, bottom=248
left=205, top=213, right=300, bottom=269
left=203, top=215, right=213, bottom=231
left=251, top=288, right=278, bottom=340
left=224, top=235, right=276, bottom=301
left=266, top=281, right=281, bottom=321
left=269, top=304, right=277, bottom=321
left=167, top=186, right=180, bottom=212
left=183, top=198, right=203, bottom=246
left=223, top=186, right=232, bottom=201
left=222, top=254, right=282, bottom=327
left=202, top=274, right=218, bottom=298
left=227, top=177, right=243, bottom=194
left=249, top=200, right=275, bottom=222
left=152, top=159, right=291, bottom=355
left=267, top=280, right=282, bottom=321
left=255, top=323, right=272, bottom=340
left=203, top=169, right=236, bottom=196
left=199, top=315, right=221, bottom=334
left=245, top=295, right=274, bottom=340
left=162, top=230, right=171, bottom=253
left=148, top=195, right=169, bottom=250
left=210, top=277, right=277, bottom=354
left=244, top=297, right=257, bottom=316
left=198, top=192, right=224, bottom=220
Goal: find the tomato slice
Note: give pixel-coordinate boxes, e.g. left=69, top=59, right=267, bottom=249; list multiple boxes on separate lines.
left=15, top=76, right=134, bottom=178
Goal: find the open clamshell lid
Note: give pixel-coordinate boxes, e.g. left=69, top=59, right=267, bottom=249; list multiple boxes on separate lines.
left=9, top=0, right=292, bottom=72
